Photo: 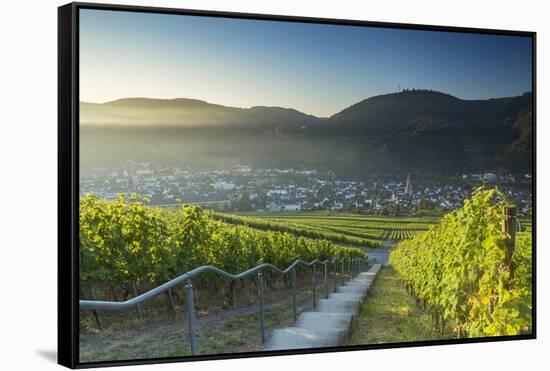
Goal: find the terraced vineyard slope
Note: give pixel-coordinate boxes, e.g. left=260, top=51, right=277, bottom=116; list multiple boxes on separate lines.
left=219, top=211, right=438, bottom=246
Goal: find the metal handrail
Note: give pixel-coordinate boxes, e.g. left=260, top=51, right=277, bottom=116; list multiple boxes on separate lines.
left=80, top=256, right=368, bottom=356
left=80, top=257, right=356, bottom=310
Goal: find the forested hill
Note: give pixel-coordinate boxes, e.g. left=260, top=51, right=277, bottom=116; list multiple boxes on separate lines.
left=80, top=90, right=533, bottom=175
left=328, top=90, right=532, bottom=132
left=80, top=98, right=321, bottom=131
left=320, top=90, right=533, bottom=174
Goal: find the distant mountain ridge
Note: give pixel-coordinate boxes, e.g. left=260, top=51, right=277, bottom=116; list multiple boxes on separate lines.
left=322, top=90, right=533, bottom=173
left=80, top=90, right=533, bottom=174
left=82, top=90, right=531, bottom=130
left=81, top=97, right=321, bottom=130
left=328, top=90, right=532, bottom=130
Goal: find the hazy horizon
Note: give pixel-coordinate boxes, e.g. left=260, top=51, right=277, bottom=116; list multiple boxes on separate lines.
left=79, top=88, right=533, bottom=121
left=80, top=9, right=532, bottom=117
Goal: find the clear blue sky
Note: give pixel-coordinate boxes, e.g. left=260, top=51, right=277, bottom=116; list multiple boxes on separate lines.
left=80, top=9, right=532, bottom=117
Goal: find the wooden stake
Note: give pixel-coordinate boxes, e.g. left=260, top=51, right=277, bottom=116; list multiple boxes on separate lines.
left=502, top=205, right=517, bottom=278
left=229, top=281, right=236, bottom=307
left=131, top=280, right=143, bottom=321
left=167, top=287, right=176, bottom=312
left=90, top=285, right=102, bottom=328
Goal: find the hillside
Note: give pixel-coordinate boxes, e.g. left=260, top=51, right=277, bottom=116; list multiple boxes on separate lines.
left=80, top=90, right=533, bottom=175
left=81, top=98, right=321, bottom=132
left=321, top=90, right=533, bottom=174
left=328, top=90, right=532, bottom=132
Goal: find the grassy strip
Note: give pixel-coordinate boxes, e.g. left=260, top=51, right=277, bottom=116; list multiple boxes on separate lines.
left=349, top=266, right=454, bottom=345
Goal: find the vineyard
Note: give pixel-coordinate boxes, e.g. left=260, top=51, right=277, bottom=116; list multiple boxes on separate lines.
left=212, top=213, right=382, bottom=247
left=225, top=212, right=437, bottom=244
left=383, top=229, right=424, bottom=240
left=390, top=188, right=532, bottom=337
left=79, top=194, right=367, bottom=303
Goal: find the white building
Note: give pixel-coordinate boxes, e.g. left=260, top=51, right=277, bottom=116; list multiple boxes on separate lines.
left=483, top=173, right=497, bottom=182
left=211, top=181, right=235, bottom=191
left=283, top=203, right=301, bottom=211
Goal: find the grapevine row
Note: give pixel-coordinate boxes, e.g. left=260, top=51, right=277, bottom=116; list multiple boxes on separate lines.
left=390, top=188, right=532, bottom=337
left=79, top=194, right=368, bottom=300
left=383, top=229, right=423, bottom=240
left=212, top=213, right=382, bottom=247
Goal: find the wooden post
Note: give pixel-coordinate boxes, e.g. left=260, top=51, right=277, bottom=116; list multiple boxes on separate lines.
left=167, top=288, right=177, bottom=312
left=258, top=272, right=266, bottom=343
left=90, top=286, right=102, bottom=328
left=311, top=265, right=316, bottom=309
left=502, top=205, right=517, bottom=278
left=229, top=281, right=236, bottom=307
left=185, top=280, right=198, bottom=355
left=292, top=269, right=297, bottom=322
left=131, top=280, right=143, bottom=321
left=109, top=285, right=117, bottom=301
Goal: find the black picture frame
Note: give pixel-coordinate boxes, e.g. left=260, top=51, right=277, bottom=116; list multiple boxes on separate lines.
left=58, top=2, right=537, bottom=369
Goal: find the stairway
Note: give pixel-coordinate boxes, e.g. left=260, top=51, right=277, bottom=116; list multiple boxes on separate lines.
left=262, top=263, right=382, bottom=351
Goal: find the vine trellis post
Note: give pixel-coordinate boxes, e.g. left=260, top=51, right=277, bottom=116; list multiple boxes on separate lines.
left=502, top=205, right=517, bottom=278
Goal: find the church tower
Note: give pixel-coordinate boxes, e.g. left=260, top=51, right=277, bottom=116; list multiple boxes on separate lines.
left=405, top=173, right=413, bottom=195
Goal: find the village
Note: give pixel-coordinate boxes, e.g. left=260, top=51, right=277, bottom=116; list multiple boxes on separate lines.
left=80, top=160, right=533, bottom=216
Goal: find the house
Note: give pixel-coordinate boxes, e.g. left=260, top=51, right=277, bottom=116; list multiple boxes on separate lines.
left=211, top=181, right=235, bottom=191
left=483, top=173, right=497, bottom=182
left=266, top=202, right=282, bottom=212
left=283, top=203, right=301, bottom=211
left=331, top=202, right=344, bottom=210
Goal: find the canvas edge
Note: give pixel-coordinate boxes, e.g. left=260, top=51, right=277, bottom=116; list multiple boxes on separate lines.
left=56, top=2, right=537, bottom=369
left=58, top=3, right=79, bottom=369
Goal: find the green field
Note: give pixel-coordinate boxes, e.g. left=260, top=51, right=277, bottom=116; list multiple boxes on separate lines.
left=220, top=211, right=439, bottom=246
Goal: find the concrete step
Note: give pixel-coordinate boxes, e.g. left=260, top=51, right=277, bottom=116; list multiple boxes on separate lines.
left=328, top=292, right=365, bottom=301
left=263, top=326, right=347, bottom=350
left=263, top=312, right=355, bottom=350
left=295, top=311, right=354, bottom=332
left=317, top=295, right=362, bottom=314
left=262, top=263, right=382, bottom=351
left=336, top=284, right=368, bottom=295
